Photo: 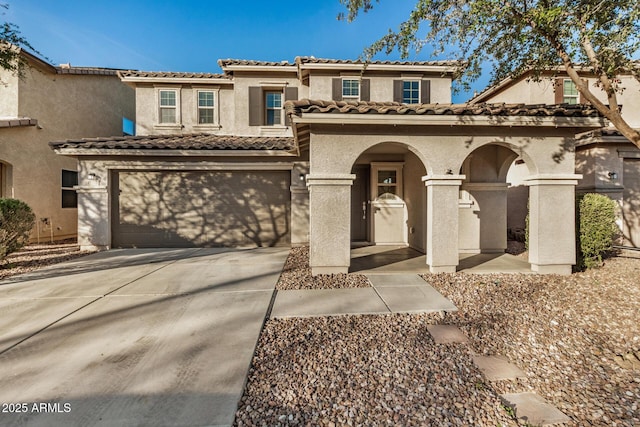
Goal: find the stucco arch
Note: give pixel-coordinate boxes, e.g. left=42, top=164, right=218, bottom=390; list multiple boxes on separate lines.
left=344, top=140, right=432, bottom=177
left=456, top=140, right=539, bottom=180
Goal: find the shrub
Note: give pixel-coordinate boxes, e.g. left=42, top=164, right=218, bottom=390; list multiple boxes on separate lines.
left=0, top=198, right=36, bottom=261
left=576, top=193, right=619, bottom=269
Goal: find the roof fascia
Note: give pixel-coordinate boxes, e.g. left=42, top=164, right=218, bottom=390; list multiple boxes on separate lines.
left=298, top=62, right=458, bottom=74
left=52, top=148, right=297, bottom=157
left=292, top=112, right=607, bottom=128
left=118, top=75, right=233, bottom=85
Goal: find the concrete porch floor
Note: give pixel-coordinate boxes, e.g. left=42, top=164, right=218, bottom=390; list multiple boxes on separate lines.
left=349, top=245, right=532, bottom=274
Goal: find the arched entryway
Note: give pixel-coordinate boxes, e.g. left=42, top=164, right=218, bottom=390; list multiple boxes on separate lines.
left=348, top=142, right=428, bottom=272
left=457, top=143, right=533, bottom=271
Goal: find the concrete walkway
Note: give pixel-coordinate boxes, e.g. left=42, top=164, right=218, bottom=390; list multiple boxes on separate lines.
left=271, top=274, right=457, bottom=318
left=0, top=247, right=288, bottom=427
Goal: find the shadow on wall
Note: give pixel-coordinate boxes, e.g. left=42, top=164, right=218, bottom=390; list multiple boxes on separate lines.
left=112, top=171, right=291, bottom=248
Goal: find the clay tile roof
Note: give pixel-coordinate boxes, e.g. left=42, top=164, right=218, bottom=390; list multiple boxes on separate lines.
left=49, top=134, right=296, bottom=151
left=285, top=100, right=604, bottom=117
left=217, top=59, right=295, bottom=67
left=119, top=70, right=229, bottom=79
left=55, top=66, right=123, bottom=76
left=295, top=57, right=461, bottom=67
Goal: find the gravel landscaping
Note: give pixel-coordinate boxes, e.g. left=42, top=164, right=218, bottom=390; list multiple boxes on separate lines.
left=276, top=246, right=371, bottom=290
left=237, top=251, right=640, bottom=426
left=0, top=240, right=95, bottom=281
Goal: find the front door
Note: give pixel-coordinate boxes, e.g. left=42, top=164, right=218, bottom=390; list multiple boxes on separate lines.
left=351, top=166, right=370, bottom=242
left=371, top=162, right=407, bottom=245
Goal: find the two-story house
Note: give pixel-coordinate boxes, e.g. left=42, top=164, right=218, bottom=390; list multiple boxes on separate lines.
left=51, top=57, right=606, bottom=275
left=471, top=69, right=640, bottom=247
left=0, top=49, right=135, bottom=242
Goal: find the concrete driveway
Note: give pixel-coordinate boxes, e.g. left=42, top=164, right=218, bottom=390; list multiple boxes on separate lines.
left=0, top=247, right=289, bottom=427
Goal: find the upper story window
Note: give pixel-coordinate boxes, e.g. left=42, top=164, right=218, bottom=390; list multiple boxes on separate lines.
left=403, top=80, right=420, bottom=104
left=393, top=79, right=430, bottom=104
left=342, top=79, right=360, bottom=100
left=563, top=79, right=579, bottom=104
left=159, top=89, right=178, bottom=124
left=265, top=91, right=283, bottom=126
left=197, top=90, right=215, bottom=124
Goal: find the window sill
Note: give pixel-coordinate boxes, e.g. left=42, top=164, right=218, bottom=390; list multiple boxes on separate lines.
left=154, top=124, right=182, bottom=131
left=193, top=124, right=222, bottom=131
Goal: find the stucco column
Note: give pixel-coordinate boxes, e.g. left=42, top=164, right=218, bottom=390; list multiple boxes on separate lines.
left=290, top=162, right=310, bottom=245
left=76, top=162, right=111, bottom=251
left=423, top=175, right=465, bottom=273
left=525, top=174, right=582, bottom=275
left=307, top=173, right=355, bottom=275
left=459, top=183, right=509, bottom=253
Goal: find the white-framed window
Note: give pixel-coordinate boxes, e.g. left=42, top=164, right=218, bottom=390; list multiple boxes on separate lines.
left=563, top=79, right=579, bottom=104
left=158, top=89, right=178, bottom=124
left=61, top=169, right=78, bottom=209
left=197, top=90, right=215, bottom=124
left=342, top=79, right=360, bottom=100
left=265, top=91, right=283, bottom=126
left=403, top=80, right=420, bottom=104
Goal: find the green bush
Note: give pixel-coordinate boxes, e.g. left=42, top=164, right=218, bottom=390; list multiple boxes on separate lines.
left=0, top=198, right=36, bottom=261
left=576, top=193, right=619, bottom=269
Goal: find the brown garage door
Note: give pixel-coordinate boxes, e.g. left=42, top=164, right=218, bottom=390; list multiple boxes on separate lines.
left=112, top=170, right=290, bottom=248
left=622, top=159, right=640, bottom=248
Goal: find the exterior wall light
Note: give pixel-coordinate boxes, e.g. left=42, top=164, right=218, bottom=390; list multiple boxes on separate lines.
left=87, top=173, right=100, bottom=181
left=608, top=171, right=618, bottom=180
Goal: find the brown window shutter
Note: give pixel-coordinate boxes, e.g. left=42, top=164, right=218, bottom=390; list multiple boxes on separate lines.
left=421, top=80, right=431, bottom=103
left=249, top=86, right=263, bottom=126
left=360, top=79, right=370, bottom=101
left=554, top=78, right=564, bottom=104
left=332, top=78, right=342, bottom=101
left=393, top=80, right=403, bottom=102
left=284, top=87, right=298, bottom=126
left=579, top=79, right=588, bottom=104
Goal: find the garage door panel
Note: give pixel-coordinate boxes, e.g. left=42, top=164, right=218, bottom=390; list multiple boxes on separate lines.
left=623, top=159, right=640, bottom=248
left=113, top=171, right=290, bottom=248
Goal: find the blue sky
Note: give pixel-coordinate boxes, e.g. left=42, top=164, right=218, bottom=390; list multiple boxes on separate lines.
left=4, top=0, right=490, bottom=102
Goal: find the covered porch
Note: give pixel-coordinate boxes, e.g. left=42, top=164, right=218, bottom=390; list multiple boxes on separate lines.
left=287, top=100, right=607, bottom=276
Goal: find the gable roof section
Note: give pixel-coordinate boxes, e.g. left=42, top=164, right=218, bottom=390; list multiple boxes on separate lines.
left=49, top=134, right=295, bottom=154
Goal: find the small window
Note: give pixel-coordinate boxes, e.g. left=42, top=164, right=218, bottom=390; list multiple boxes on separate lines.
left=403, top=81, right=420, bottom=104
left=265, top=91, right=282, bottom=126
left=197, top=91, right=215, bottom=124
left=61, top=170, right=78, bottom=209
left=342, top=79, right=360, bottom=99
left=159, top=90, right=177, bottom=123
left=563, top=80, right=578, bottom=104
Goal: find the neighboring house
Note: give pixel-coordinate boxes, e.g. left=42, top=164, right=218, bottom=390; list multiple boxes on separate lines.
left=471, top=70, right=640, bottom=247
left=50, top=57, right=606, bottom=275
left=0, top=49, right=135, bottom=242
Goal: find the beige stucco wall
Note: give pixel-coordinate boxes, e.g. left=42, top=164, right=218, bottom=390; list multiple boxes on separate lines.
left=232, top=71, right=299, bottom=137
left=134, top=84, right=236, bottom=136
left=403, top=152, right=426, bottom=251
left=307, top=72, right=452, bottom=103
left=0, top=64, right=134, bottom=241
left=0, top=69, right=19, bottom=117
left=483, top=75, right=640, bottom=127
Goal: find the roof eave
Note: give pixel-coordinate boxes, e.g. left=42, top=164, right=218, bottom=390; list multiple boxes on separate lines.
left=119, top=76, right=233, bottom=85
left=292, top=113, right=607, bottom=128
left=298, top=62, right=458, bottom=74
left=52, top=148, right=297, bottom=157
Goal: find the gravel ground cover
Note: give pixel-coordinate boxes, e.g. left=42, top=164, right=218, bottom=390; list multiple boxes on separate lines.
left=276, top=246, right=371, bottom=290
left=0, top=240, right=94, bottom=280
left=235, top=315, right=518, bottom=426
left=427, top=255, right=640, bottom=426
left=239, top=252, right=639, bottom=426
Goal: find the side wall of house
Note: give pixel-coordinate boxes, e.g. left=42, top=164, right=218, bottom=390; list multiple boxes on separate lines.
left=0, top=66, right=134, bottom=241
